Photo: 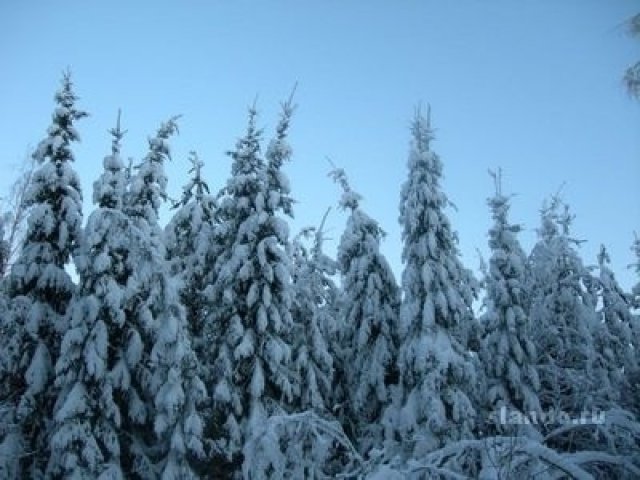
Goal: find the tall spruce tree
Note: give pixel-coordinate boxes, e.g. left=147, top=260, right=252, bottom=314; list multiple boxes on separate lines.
left=204, top=104, right=296, bottom=472
left=622, top=234, right=640, bottom=416
left=165, top=151, right=217, bottom=363
left=385, top=108, right=477, bottom=458
left=122, top=117, right=206, bottom=478
left=480, top=170, right=540, bottom=435
left=290, top=214, right=337, bottom=414
left=0, top=72, right=87, bottom=477
left=48, top=113, right=130, bottom=478
left=331, top=167, right=401, bottom=454
left=592, top=246, right=635, bottom=392
left=591, top=243, right=640, bottom=424
left=528, top=199, right=600, bottom=424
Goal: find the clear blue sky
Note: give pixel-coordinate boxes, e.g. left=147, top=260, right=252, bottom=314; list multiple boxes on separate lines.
left=1, top=1, right=638, bottom=289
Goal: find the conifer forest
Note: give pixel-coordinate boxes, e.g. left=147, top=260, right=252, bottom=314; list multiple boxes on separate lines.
left=0, top=70, right=639, bottom=479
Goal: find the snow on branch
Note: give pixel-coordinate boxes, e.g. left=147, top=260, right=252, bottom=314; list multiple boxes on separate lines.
left=327, top=160, right=361, bottom=211
left=242, top=411, right=363, bottom=480
left=362, top=435, right=639, bottom=480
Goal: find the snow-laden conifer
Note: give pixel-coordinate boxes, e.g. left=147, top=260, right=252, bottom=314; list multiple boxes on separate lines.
left=242, top=411, right=363, bottom=479
left=290, top=213, right=337, bottom=414
left=622, top=234, right=640, bottom=417
left=528, top=199, right=600, bottom=418
left=480, top=170, right=540, bottom=435
left=525, top=200, right=631, bottom=469
left=165, top=151, right=217, bottom=362
left=385, top=108, right=477, bottom=458
left=590, top=244, right=640, bottom=432
left=592, top=246, right=636, bottom=390
left=265, top=91, right=296, bottom=218
left=48, top=113, right=129, bottom=478
left=1, top=71, right=87, bottom=477
left=93, top=112, right=128, bottom=210
left=331, top=167, right=401, bottom=454
left=121, top=117, right=206, bottom=478
left=204, top=104, right=296, bottom=472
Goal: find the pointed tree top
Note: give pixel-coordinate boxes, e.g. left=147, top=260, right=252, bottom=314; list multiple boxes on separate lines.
left=33, top=69, right=88, bottom=165
left=170, top=151, right=211, bottom=210
left=247, top=95, right=260, bottom=131
left=411, top=103, right=435, bottom=151
left=227, top=105, right=264, bottom=177
left=108, top=109, right=127, bottom=156
left=141, top=115, right=181, bottom=167
left=188, top=150, right=209, bottom=201
left=327, top=159, right=361, bottom=211
left=283, top=82, right=298, bottom=113
left=156, top=114, right=181, bottom=140
left=598, top=244, right=610, bottom=267
left=55, top=69, right=87, bottom=114
left=313, top=207, right=332, bottom=256
left=538, top=194, right=563, bottom=240
left=489, top=168, right=503, bottom=197
left=188, top=150, right=204, bottom=175
left=487, top=168, right=512, bottom=225
left=274, top=84, right=298, bottom=141
left=556, top=203, right=575, bottom=236
left=240, top=100, right=261, bottom=144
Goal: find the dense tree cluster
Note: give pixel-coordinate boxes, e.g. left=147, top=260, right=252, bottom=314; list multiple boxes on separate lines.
left=0, top=74, right=639, bottom=479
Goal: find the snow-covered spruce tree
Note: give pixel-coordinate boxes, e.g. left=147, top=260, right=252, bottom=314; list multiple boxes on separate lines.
left=122, top=117, right=206, bottom=478
left=621, top=234, right=640, bottom=417
left=385, top=108, right=477, bottom=459
left=290, top=213, right=337, bottom=415
left=523, top=200, right=637, bottom=472
left=165, top=151, right=217, bottom=363
left=265, top=92, right=295, bottom=219
left=480, top=170, right=540, bottom=436
left=330, top=167, right=401, bottom=455
left=592, top=246, right=635, bottom=392
left=204, top=105, right=296, bottom=474
left=48, top=113, right=131, bottom=478
left=528, top=198, right=602, bottom=419
left=0, top=71, right=87, bottom=477
left=246, top=218, right=357, bottom=479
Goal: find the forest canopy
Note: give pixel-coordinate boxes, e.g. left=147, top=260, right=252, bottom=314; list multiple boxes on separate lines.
left=0, top=73, right=638, bottom=479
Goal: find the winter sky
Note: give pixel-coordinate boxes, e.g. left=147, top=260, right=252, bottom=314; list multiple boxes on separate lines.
left=1, top=1, right=638, bottom=289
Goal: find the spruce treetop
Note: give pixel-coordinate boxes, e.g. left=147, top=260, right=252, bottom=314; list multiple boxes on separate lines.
left=329, top=165, right=362, bottom=213
left=177, top=151, right=210, bottom=206
left=228, top=105, right=263, bottom=178
left=33, top=70, right=88, bottom=167
left=390, top=107, right=477, bottom=455
left=94, top=110, right=127, bottom=209
left=127, top=115, right=180, bottom=225
left=482, top=169, right=540, bottom=423
left=266, top=93, right=296, bottom=217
